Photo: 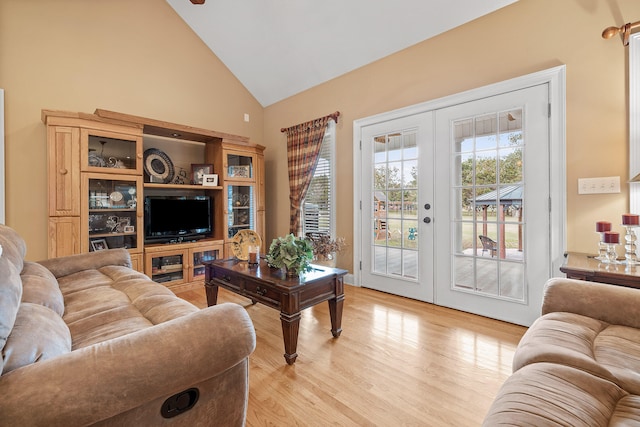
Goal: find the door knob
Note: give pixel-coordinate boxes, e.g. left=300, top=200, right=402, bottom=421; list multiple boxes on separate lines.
left=423, top=217, right=431, bottom=224
left=424, top=203, right=431, bottom=210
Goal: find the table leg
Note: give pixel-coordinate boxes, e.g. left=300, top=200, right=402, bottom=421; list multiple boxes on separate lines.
left=280, top=311, right=301, bottom=365
left=328, top=293, right=345, bottom=338
left=204, top=282, right=219, bottom=307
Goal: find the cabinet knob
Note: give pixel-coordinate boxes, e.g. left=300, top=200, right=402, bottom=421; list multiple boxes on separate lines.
left=137, top=153, right=143, bottom=159
left=59, top=168, right=68, bottom=175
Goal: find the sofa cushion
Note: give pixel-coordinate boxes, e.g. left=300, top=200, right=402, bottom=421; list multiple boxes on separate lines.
left=483, top=362, right=634, bottom=426
left=2, top=302, right=71, bottom=374
left=21, top=262, right=64, bottom=317
left=0, top=256, right=22, bottom=376
left=58, top=265, right=198, bottom=350
left=514, top=311, right=640, bottom=395
left=21, top=261, right=58, bottom=283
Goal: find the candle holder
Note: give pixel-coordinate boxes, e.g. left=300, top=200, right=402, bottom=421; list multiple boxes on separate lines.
left=602, top=231, right=620, bottom=264
left=624, top=225, right=639, bottom=266
left=595, top=232, right=608, bottom=261
left=595, top=221, right=612, bottom=260
left=605, top=243, right=620, bottom=264
left=247, top=245, right=260, bottom=267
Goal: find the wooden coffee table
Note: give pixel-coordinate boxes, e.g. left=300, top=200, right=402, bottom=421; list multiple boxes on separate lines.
left=204, top=259, right=347, bottom=365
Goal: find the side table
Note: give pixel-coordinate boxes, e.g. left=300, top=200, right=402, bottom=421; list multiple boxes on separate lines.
left=560, top=252, right=640, bottom=289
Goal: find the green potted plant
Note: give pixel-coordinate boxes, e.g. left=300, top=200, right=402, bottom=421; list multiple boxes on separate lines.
left=265, top=234, right=314, bottom=277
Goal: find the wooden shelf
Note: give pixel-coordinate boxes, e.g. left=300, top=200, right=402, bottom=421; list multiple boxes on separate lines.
left=89, top=232, right=136, bottom=238
left=144, top=183, right=222, bottom=190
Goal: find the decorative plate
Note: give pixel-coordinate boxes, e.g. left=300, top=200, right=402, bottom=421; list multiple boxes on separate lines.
left=230, top=230, right=262, bottom=261
left=143, top=148, right=175, bottom=184
left=109, top=191, right=123, bottom=202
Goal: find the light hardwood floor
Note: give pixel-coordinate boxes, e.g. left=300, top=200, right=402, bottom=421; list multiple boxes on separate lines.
left=176, top=284, right=526, bottom=426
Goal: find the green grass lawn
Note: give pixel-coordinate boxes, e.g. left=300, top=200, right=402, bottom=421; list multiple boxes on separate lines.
left=376, top=212, right=521, bottom=250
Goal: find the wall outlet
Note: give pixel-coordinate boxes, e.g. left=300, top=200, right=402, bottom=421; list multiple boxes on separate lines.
left=578, top=176, right=621, bottom=194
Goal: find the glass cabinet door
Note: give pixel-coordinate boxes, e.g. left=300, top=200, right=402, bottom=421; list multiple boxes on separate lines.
left=227, top=185, right=255, bottom=238
left=81, top=129, right=142, bottom=174
left=191, top=246, right=222, bottom=282
left=226, top=152, right=254, bottom=179
left=149, top=253, right=185, bottom=284
left=85, top=175, right=142, bottom=252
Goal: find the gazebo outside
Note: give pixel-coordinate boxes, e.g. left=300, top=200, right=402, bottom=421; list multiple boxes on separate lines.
left=472, top=185, right=523, bottom=259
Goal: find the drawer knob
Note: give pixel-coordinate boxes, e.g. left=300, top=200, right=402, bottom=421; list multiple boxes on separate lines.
left=256, top=286, right=267, bottom=296
left=59, top=168, right=68, bottom=175
left=222, top=275, right=231, bottom=282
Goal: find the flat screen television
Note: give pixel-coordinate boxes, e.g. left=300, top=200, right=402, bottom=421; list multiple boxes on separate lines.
left=144, top=196, right=212, bottom=244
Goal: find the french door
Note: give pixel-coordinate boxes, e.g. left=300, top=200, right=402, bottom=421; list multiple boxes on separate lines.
left=360, top=113, right=434, bottom=303
left=357, top=78, right=558, bottom=326
left=433, top=84, right=550, bottom=326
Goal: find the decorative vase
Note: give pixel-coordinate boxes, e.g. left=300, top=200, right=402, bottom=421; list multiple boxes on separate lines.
left=286, top=267, right=299, bottom=277
left=314, top=253, right=337, bottom=268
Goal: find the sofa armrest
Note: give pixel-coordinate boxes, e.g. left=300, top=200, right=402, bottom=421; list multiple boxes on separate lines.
left=0, top=303, right=256, bottom=426
left=37, top=248, right=132, bottom=278
left=542, top=277, right=640, bottom=328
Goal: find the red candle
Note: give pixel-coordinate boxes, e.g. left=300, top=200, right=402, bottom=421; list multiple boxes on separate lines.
left=596, top=221, right=612, bottom=232
left=603, top=231, right=620, bottom=244
left=623, top=214, right=640, bottom=225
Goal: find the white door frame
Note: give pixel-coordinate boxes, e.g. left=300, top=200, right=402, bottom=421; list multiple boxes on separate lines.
left=0, top=88, right=4, bottom=224
left=353, top=66, right=566, bottom=289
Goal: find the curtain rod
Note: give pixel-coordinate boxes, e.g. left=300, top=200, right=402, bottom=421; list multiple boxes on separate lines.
left=602, top=20, right=640, bottom=46
left=280, top=111, right=340, bottom=133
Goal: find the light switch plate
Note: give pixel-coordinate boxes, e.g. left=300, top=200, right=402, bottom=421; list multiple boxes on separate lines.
left=578, top=176, right=621, bottom=194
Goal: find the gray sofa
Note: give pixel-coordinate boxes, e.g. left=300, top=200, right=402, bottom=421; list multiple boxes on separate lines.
left=484, top=277, right=640, bottom=425
left=0, top=224, right=256, bottom=426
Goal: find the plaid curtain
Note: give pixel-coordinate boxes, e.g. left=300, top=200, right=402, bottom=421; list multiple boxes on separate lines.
left=283, top=116, right=332, bottom=236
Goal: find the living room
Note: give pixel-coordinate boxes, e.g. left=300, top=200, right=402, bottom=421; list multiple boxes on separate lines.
left=3, top=0, right=640, bottom=425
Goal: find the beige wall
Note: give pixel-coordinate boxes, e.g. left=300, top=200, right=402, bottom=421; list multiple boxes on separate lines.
left=263, top=0, right=640, bottom=272
left=2, top=0, right=640, bottom=271
left=0, top=0, right=263, bottom=260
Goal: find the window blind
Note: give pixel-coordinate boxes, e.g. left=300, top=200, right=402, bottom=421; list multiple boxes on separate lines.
left=303, top=124, right=335, bottom=235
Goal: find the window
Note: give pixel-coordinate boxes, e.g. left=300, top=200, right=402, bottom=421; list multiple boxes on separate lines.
left=303, top=120, right=336, bottom=236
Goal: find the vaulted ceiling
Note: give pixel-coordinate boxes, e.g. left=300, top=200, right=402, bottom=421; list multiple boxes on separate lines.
left=166, top=0, right=518, bottom=107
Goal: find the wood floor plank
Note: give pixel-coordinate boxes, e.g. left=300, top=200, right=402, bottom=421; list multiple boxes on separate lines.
left=176, top=284, right=526, bottom=426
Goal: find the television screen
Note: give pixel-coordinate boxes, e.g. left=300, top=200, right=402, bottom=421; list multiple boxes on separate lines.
left=145, top=196, right=212, bottom=243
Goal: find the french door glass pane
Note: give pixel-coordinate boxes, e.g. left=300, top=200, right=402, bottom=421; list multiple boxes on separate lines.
left=371, top=129, right=419, bottom=281
left=451, top=109, right=525, bottom=301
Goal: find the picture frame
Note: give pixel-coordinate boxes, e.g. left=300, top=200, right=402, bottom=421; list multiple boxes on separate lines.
left=91, top=239, right=108, bottom=251
left=191, top=164, right=213, bottom=185
left=228, top=165, right=251, bottom=178
left=202, top=174, right=219, bottom=187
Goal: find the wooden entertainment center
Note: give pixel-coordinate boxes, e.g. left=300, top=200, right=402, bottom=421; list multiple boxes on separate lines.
left=43, top=109, right=265, bottom=292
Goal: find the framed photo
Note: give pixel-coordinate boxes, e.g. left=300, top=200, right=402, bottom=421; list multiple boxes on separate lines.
left=191, top=164, right=213, bottom=185
left=228, top=165, right=251, bottom=178
left=91, top=239, right=108, bottom=252
left=124, top=225, right=135, bottom=233
left=202, top=174, right=219, bottom=187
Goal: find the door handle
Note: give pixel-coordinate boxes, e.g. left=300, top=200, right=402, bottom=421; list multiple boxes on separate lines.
left=423, top=217, right=431, bottom=224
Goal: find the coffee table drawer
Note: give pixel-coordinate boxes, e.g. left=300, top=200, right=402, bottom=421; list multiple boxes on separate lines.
left=210, top=269, right=242, bottom=291
left=243, top=279, right=280, bottom=308
left=210, top=268, right=280, bottom=308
